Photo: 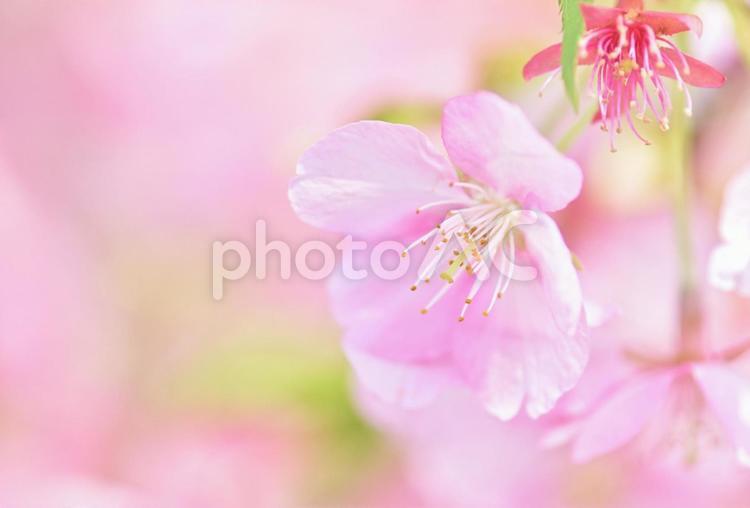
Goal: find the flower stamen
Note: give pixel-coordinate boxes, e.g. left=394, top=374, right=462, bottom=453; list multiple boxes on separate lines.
left=410, top=184, right=521, bottom=319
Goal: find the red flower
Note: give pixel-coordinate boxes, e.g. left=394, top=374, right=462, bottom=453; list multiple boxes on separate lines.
left=524, top=0, right=725, bottom=150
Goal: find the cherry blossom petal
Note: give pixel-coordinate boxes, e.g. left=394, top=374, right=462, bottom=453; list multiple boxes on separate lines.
left=658, top=48, right=726, bottom=88
left=709, top=244, right=750, bottom=297
left=453, top=320, right=526, bottom=420
left=582, top=2, right=702, bottom=37
left=638, top=10, right=703, bottom=37
left=441, top=91, right=582, bottom=212
left=580, top=4, right=624, bottom=31
left=709, top=168, right=750, bottom=296
left=616, top=0, right=644, bottom=10
left=329, top=253, right=470, bottom=408
left=521, top=316, right=589, bottom=419
left=571, top=370, right=676, bottom=463
left=522, top=213, right=584, bottom=336
left=692, top=363, right=750, bottom=464
left=522, top=43, right=597, bottom=80
left=523, top=44, right=561, bottom=80
left=343, top=343, right=458, bottom=409
left=291, top=121, right=465, bottom=239
left=719, top=167, right=750, bottom=245
left=453, top=280, right=589, bottom=420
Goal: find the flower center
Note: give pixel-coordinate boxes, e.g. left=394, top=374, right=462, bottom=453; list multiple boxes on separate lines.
left=402, top=181, right=522, bottom=322
left=577, top=13, right=694, bottom=151
left=616, top=58, right=639, bottom=77
left=654, top=376, right=717, bottom=465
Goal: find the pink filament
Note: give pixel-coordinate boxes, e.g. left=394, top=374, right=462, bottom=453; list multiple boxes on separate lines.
left=580, top=14, right=693, bottom=148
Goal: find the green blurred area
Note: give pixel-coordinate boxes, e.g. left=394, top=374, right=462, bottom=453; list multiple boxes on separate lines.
left=160, top=321, right=389, bottom=503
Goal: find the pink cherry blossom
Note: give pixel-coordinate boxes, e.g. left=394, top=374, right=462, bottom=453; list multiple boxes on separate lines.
left=709, top=166, right=750, bottom=296
left=557, top=354, right=750, bottom=465
left=545, top=211, right=750, bottom=465
left=523, top=0, right=725, bottom=150
left=290, top=91, right=588, bottom=420
left=359, top=387, right=750, bottom=508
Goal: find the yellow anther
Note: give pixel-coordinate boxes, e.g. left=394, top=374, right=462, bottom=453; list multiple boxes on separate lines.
left=440, top=252, right=466, bottom=284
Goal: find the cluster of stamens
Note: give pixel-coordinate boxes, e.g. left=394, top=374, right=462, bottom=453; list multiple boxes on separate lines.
left=544, top=10, right=695, bottom=151
left=402, top=181, right=521, bottom=322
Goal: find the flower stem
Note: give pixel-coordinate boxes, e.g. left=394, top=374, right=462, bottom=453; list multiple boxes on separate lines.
left=663, top=92, right=701, bottom=354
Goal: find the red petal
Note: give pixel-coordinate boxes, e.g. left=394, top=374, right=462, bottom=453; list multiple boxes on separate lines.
left=637, top=10, right=703, bottom=37
left=658, top=48, right=726, bottom=88
left=580, top=4, right=623, bottom=30
left=523, top=43, right=561, bottom=80
left=522, top=43, right=597, bottom=81
left=616, top=0, right=644, bottom=9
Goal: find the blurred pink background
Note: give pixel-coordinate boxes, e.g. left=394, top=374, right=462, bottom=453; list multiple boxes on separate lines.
left=2, top=0, right=749, bottom=506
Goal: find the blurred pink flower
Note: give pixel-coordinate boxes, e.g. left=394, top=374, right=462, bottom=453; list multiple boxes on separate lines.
left=709, top=166, right=750, bottom=296
left=359, top=390, right=568, bottom=508
left=547, top=211, right=750, bottom=465
left=524, top=0, right=724, bottom=149
left=291, top=91, right=587, bottom=419
left=556, top=355, right=750, bottom=465
left=359, top=388, right=750, bottom=508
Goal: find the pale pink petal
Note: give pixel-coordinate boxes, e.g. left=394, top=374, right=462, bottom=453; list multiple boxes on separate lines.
left=708, top=244, right=750, bottom=296
left=540, top=420, right=582, bottom=449
left=441, top=91, right=582, bottom=212
left=583, top=300, right=619, bottom=328
left=521, top=313, right=589, bottom=418
left=692, top=363, right=750, bottom=463
left=521, top=212, right=584, bottom=336
left=343, top=343, right=458, bottom=409
left=709, top=168, right=750, bottom=295
left=453, top=279, right=589, bottom=420
left=291, top=121, right=466, bottom=239
left=329, top=251, right=471, bottom=408
left=554, top=340, right=639, bottom=420
left=639, top=10, right=703, bottom=37
left=719, top=167, right=750, bottom=245
left=452, top=320, right=526, bottom=420
left=572, top=370, right=676, bottom=463
left=658, top=49, right=726, bottom=88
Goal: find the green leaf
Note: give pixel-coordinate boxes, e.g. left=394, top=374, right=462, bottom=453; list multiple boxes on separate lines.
left=559, top=0, right=592, bottom=111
